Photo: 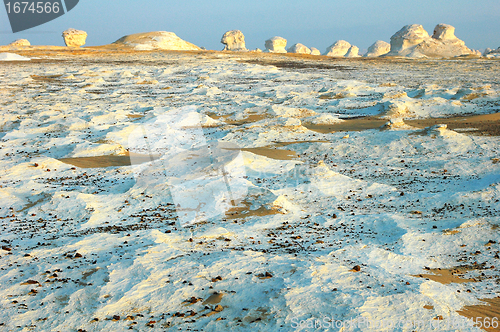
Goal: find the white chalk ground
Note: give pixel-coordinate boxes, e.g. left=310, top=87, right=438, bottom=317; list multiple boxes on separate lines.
left=0, top=52, right=499, bottom=331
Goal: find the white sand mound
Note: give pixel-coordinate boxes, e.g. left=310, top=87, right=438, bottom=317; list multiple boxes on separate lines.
left=365, top=40, right=390, bottom=57
left=221, top=30, right=247, bottom=52
left=113, top=31, right=201, bottom=51
left=265, top=36, right=287, bottom=53
left=8, top=39, right=30, bottom=47
left=287, top=43, right=311, bottom=54
left=387, top=24, right=479, bottom=58
left=324, top=40, right=354, bottom=57
left=0, top=53, right=31, bottom=61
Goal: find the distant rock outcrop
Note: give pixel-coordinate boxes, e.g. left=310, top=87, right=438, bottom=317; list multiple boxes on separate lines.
left=113, top=31, right=201, bottom=51
left=287, top=43, right=311, bottom=54
left=310, top=47, right=321, bottom=55
left=221, top=30, right=247, bottom=51
left=484, top=46, right=500, bottom=58
left=8, top=39, right=30, bottom=47
left=365, top=40, right=390, bottom=57
left=324, top=40, right=352, bottom=57
left=62, top=28, right=87, bottom=48
left=265, top=36, right=287, bottom=53
left=387, top=24, right=479, bottom=58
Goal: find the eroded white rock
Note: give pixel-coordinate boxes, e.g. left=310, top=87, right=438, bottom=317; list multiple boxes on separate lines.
left=265, top=36, right=287, bottom=53
left=113, top=31, right=200, bottom=51
left=324, top=40, right=351, bottom=57
left=221, top=30, right=247, bottom=51
left=287, top=43, right=311, bottom=54
left=62, top=28, right=87, bottom=48
left=365, top=40, right=390, bottom=57
left=387, top=24, right=479, bottom=58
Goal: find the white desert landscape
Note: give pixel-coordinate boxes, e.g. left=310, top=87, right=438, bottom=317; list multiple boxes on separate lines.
left=0, top=24, right=499, bottom=332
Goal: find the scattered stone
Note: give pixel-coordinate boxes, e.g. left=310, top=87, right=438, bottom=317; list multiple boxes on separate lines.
left=257, top=272, right=273, bottom=279
left=352, top=265, right=361, bottom=272
left=112, top=315, right=120, bottom=321
left=265, top=36, right=287, bottom=53
left=62, top=28, right=87, bottom=48
left=8, top=39, right=30, bottom=47
left=211, top=276, right=223, bottom=282
left=221, top=30, right=247, bottom=51
left=364, top=40, right=390, bottom=57
left=21, top=280, right=39, bottom=285
left=287, top=43, right=311, bottom=54
left=214, top=305, right=224, bottom=312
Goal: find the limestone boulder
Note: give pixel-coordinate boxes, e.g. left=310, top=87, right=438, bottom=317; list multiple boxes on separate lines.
left=8, top=39, right=30, bottom=47
left=287, top=43, right=311, bottom=54
left=324, top=40, right=351, bottom=57
left=364, top=40, right=390, bottom=57
left=221, top=30, right=247, bottom=51
left=62, top=28, right=87, bottom=48
left=345, top=45, right=360, bottom=57
left=265, top=36, right=287, bottom=53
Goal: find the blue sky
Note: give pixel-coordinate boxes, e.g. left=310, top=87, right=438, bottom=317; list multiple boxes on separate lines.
left=1, top=0, right=499, bottom=52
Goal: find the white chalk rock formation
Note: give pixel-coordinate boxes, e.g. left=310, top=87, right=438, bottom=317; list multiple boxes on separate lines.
left=387, top=24, right=479, bottom=58
left=62, top=28, right=87, bottom=48
left=265, top=36, right=287, bottom=53
left=287, top=43, right=311, bottom=54
left=8, top=39, right=30, bottom=47
left=221, top=30, right=247, bottom=51
left=310, top=47, right=321, bottom=55
left=345, top=45, right=360, bottom=57
left=113, top=31, right=201, bottom=51
left=324, top=40, right=351, bottom=57
left=365, top=40, right=390, bottom=57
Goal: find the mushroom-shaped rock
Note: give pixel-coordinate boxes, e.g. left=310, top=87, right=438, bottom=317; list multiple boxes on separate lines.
left=62, top=28, right=87, bottom=48
left=221, top=30, right=247, bottom=51
left=310, top=47, right=321, bottom=55
left=8, top=39, right=30, bottom=47
left=287, top=43, right=311, bottom=54
left=324, top=40, right=351, bottom=57
left=364, top=40, right=390, bottom=57
left=113, top=31, right=200, bottom=51
left=265, top=36, right=287, bottom=53
left=389, top=24, right=430, bottom=53
left=345, top=45, right=360, bottom=57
